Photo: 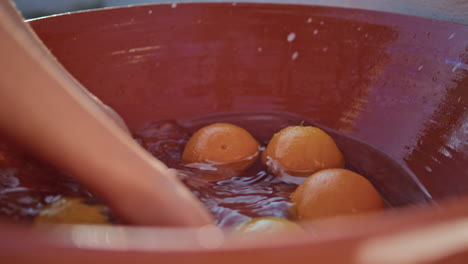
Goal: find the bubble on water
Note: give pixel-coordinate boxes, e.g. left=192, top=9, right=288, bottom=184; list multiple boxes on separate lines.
left=257, top=47, right=263, bottom=52
left=171, top=2, right=177, bottom=8
left=307, top=18, right=313, bottom=23
left=291, top=51, right=299, bottom=60
left=148, top=9, right=153, bottom=14
left=322, top=46, right=328, bottom=52
left=287, top=32, right=296, bottom=42
left=449, top=33, right=455, bottom=39
left=418, top=65, right=424, bottom=71
left=313, top=29, right=319, bottom=35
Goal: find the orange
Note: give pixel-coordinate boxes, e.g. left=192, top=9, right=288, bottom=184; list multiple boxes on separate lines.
left=35, top=198, right=109, bottom=224
left=237, top=217, right=302, bottom=235
left=291, top=169, right=384, bottom=221
left=262, top=126, right=344, bottom=178
left=182, top=123, right=259, bottom=174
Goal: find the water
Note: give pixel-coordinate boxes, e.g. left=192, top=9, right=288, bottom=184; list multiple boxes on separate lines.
left=0, top=112, right=431, bottom=226
left=291, top=51, right=299, bottom=60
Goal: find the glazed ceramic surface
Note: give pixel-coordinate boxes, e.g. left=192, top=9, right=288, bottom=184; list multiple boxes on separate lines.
left=0, top=3, right=467, bottom=264
left=29, top=3, right=467, bottom=198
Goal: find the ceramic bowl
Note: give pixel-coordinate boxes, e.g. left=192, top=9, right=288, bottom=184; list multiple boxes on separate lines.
left=0, top=3, right=467, bottom=263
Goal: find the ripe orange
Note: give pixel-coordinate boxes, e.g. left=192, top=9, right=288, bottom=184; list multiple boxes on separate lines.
left=237, top=217, right=303, bottom=235
left=262, top=126, right=344, bottom=179
left=291, top=169, right=384, bottom=221
left=35, top=198, right=109, bottom=224
left=182, top=123, right=259, bottom=174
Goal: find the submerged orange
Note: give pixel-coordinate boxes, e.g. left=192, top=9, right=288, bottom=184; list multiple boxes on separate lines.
left=182, top=123, right=259, bottom=174
left=262, top=126, right=344, bottom=178
left=291, top=169, right=384, bottom=221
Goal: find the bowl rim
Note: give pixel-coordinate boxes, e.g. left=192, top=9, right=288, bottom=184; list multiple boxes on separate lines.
left=26, top=1, right=467, bottom=26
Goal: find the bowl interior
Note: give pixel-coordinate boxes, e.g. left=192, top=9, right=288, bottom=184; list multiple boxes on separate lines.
left=28, top=3, right=468, bottom=200
left=0, top=3, right=467, bottom=263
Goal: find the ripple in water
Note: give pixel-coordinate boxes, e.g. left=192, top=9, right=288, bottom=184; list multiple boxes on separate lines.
left=135, top=119, right=298, bottom=227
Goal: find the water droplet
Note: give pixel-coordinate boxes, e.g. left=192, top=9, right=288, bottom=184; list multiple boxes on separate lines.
left=357, top=26, right=362, bottom=31
left=197, top=19, right=202, bottom=24
left=148, top=10, right=153, bottom=14
left=171, top=2, right=177, bottom=8
left=364, top=33, right=369, bottom=38
left=440, top=147, right=453, bottom=158
left=257, top=47, right=263, bottom=52
left=287, top=32, right=296, bottom=42
left=291, top=51, right=299, bottom=60
left=449, top=33, right=456, bottom=39
left=320, top=21, right=324, bottom=25
left=307, top=18, right=313, bottom=23
left=313, top=29, right=319, bottom=35
left=418, top=65, right=424, bottom=71
left=322, top=47, right=328, bottom=52
left=425, top=166, right=432, bottom=172
left=452, top=62, right=462, bottom=72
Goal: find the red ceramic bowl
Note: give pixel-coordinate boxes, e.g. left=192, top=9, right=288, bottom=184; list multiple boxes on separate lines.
left=1, top=3, right=467, bottom=264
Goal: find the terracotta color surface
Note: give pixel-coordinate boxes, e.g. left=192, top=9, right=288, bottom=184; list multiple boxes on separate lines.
left=0, top=3, right=467, bottom=264
left=28, top=3, right=467, bottom=198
